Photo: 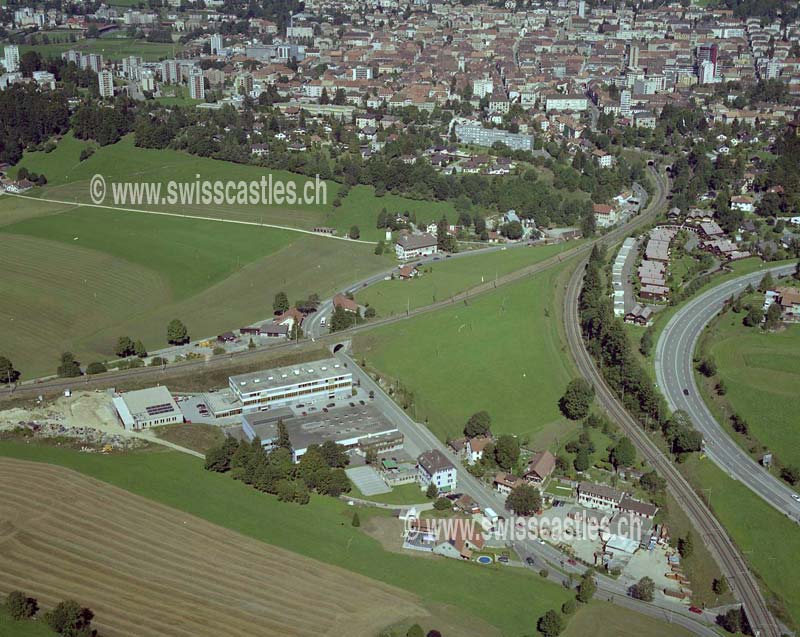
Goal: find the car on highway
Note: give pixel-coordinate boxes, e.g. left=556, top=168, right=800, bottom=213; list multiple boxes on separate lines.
left=689, top=606, right=703, bottom=615
left=525, top=557, right=535, bottom=567
left=567, top=559, right=577, bottom=566
left=326, top=403, right=335, bottom=408
left=792, top=494, right=800, bottom=502
left=683, top=388, right=689, bottom=396
left=538, top=538, right=546, bottom=545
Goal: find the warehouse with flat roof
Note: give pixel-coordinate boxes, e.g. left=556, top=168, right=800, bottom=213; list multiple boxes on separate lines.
left=229, top=358, right=352, bottom=414
left=112, top=386, right=183, bottom=431
left=241, top=403, right=400, bottom=462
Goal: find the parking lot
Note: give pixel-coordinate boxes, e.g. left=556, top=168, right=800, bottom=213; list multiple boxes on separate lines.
left=176, top=395, right=214, bottom=424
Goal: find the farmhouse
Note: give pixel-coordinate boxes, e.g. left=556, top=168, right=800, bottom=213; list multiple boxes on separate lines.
left=229, top=358, right=352, bottom=413
left=241, top=403, right=400, bottom=463
left=417, top=449, right=457, bottom=492
left=395, top=233, right=438, bottom=260
left=333, top=293, right=359, bottom=313
left=112, top=386, right=183, bottom=431
left=524, top=450, right=556, bottom=485
left=494, top=472, right=525, bottom=496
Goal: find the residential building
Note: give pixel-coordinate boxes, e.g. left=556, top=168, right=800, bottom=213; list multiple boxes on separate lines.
left=493, top=472, right=525, bottom=496
left=140, top=69, right=155, bottom=93
left=3, top=45, right=19, bottom=73
left=524, top=450, right=556, bottom=485
left=545, top=94, right=588, bottom=112
left=112, top=386, right=183, bottom=431
left=577, top=482, right=624, bottom=511
left=395, top=233, right=438, bottom=260
left=229, top=358, right=352, bottom=413
left=454, top=123, right=535, bottom=151
left=210, top=34, right=223, bottom=55
left=465, top=436, right=492, bottom=464
left=417, top=449, right=457, bottom=493
left=98, top=70, right=114, bottom=98
left=188, top=66, right=205, bottom=100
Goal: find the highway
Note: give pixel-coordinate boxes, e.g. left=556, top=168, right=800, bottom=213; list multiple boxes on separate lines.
left=339, top=350, right=721, bottom=637
left=563, top=236, right=782, bottom=636
left=655, top=264, right=800, bottom=521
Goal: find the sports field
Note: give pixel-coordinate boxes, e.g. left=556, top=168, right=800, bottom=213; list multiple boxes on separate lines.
left=355, top=258, right=579, bottom=443
left=0, top=442, right=571, bottom=635
left=0, top=199, right=389, bottom=377
left=701, top=311, right=800, bottom=468
left=0, top=457, right=425, bottom=637
left=18, top=36, right=181, bottom=62
left=11, top=133, right=453, bottom=241
left=357, top=242, right=579, bottom=316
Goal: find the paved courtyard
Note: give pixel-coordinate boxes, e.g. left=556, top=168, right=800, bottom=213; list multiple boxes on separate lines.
left=346, top=465, right=391, bottom=496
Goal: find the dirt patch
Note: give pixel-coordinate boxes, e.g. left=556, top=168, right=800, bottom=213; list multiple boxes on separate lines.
left=0, top=458, right=427, bottom=637
left=360, top=516, right=437, bottom=561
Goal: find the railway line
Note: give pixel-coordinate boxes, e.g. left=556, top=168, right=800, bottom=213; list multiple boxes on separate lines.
left=562, top=213, right=781, bottom=637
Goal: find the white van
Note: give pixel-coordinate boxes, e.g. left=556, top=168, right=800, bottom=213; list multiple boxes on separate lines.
left=320, top=316, right=327, bottom=326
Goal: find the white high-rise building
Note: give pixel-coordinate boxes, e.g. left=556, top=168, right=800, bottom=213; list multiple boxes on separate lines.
left=578, top=0, right=586, bottom=18
left=140, top=69, right=155, bottom=93
left=620, top=89, right=631, bottom=116
left=188, top=66, right=205, bottom=100
left=210, top=34, right=223, bottom=55
left=699, top=59, right=716, bottom=84
left=3, top=45, right=20, bottom=73
left=472, top=77, right=494, bottom=99
left=122, top=55, right=143, bottom=80
left=98, top=69, right=114, bottom=98
left=161, top=59, right=180, bottom=84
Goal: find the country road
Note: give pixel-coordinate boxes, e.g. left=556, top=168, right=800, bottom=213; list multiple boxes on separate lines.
left=655, top=264, right=800, bottom=521
left=562, top=235, right=782, bottom=636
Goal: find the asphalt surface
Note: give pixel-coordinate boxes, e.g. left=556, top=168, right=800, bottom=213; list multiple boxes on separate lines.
left=339, top=350, right=719, bottom=637
left=563, top=178, right=782, bottom=637
left=655, top=264, right=800, bottom=521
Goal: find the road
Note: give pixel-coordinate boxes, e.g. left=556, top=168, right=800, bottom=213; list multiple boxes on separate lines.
left=340, top=350, right=720, bottom=637
left=655, top=264, right=800, bottom=521
left=563, top=240, right=781, bottom=635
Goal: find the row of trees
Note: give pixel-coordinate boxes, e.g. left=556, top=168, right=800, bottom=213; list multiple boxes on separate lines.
left=535, top=570, right=597, bottom=636
left=204, top=431, right=351, bottom=503
left=5, top=590, right=95, bottom=637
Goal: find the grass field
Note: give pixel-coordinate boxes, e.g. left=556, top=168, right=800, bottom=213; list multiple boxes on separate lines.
left=0, top=457, right=428, bottom=637
left=681, top=455, right=800, bottom=628
left=154, top=423, right=225, bottom=454
left=0, top=200, right=389, bottom=377
left=700, top=311, right=800, bottom=468
left=355, top=258, right=578, bottom=444
left=0, top=609, right=55, bottom=637
left=18, top=37, right=181, bottom=62
left=563, top=601, right=694, bottom=637
left=10, top=133, right=456, bottom=242
left=357, top=242, right=578, bottom=316
left=352, top=482, right=428, bottom=505
left=0, top=443, right=571, bottom=635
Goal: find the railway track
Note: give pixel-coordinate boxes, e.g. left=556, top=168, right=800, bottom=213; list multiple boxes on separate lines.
left=3, top=167, right=666, bottom=401
left=562, top=215, right=781, bottom=637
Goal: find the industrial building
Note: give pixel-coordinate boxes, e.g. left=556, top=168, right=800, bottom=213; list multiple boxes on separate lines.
left=112, top=386, right=183, bottom=431
left=240, top=403, right=401, bottom=462
left=229, top=358, right=353, bottom=414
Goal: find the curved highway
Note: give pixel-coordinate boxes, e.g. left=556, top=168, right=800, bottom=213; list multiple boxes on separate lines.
left=655, top=264, right=800, bottom=521
left=564, top=255, right=781, bottom=637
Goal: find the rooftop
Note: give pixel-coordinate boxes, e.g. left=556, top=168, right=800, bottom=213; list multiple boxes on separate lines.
left=115, top=386, right=179, bottom=423
left=230, top=357, right=349, bottom=392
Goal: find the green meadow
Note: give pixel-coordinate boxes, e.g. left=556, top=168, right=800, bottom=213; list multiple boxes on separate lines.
left=0, top=442, right=571, bottom=636
left=357, top=242, right=579, bottom=316
left=18, top=36, right=181, bottom=62
left=355, top=258, right=579, bottom=443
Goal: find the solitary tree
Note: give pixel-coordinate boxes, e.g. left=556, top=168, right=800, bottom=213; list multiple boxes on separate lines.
left=576, top=571, right=597, bottom=603
left=57, top=352, right=81, bottom=378
left=630, top=576, right=655, bottom=601
left=536, top=609, right=565, bottom=637
left=276, top=420, right=292, bottom=450
left=44, top=600, right=94, bottom=636
left=464, top=410, right=492, bottom=437
left=273, top=291, right=289, bottom=314
left=167, top=318, right=189, bottom=345
left=506, top=483, right=542, bottom=516
left=0, top=356, right=20, bottom=383
left=5, top=591, right=38, bottom=620
left=134, top=339, right=147, bottom=358
left=712, top=576, right=729, bottom=596
left=351, top=511, right=360, bottom=527
left=678, top=532, right=694, bottom=559
left=425, top=483, right=438, bottom=499
left=348, top=225, right=360, bottom=240
left=493, top=435, right=520, bottom=471
left=559, top=379, right=594, bottom=420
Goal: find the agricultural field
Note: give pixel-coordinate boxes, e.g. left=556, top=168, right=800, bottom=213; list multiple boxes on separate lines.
left=357, top=241, right=579, bottom=317
left=0, top=609, right=55, bottom=637
left=681, top=455, right=800, bottom=628
left=0, top=442, right=572, bottom=635
left=563, top=601, right=694, bottom=637
left=699, top=308, right=800, bottom=468
left=0, top=201, right=390, bottom=377
left=17, top=35, right=181, bottom=62
left=354, top=258, right=579, bottom=444
left=0, top=457, right=426, bottom=637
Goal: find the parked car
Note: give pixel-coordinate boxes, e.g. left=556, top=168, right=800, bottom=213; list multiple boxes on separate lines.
left=349, top=402, right=355, bottom=407
left=525, top=556, right=535, bottom=567
left=567, top=559, right=577, bottom=566
left=326, top=402, right=335, bottom=408
left=497, top=555, right=509, bottom=563
left=689, top=607, right=703, bottom=615
left=359, top=400, right=365, bottom=405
